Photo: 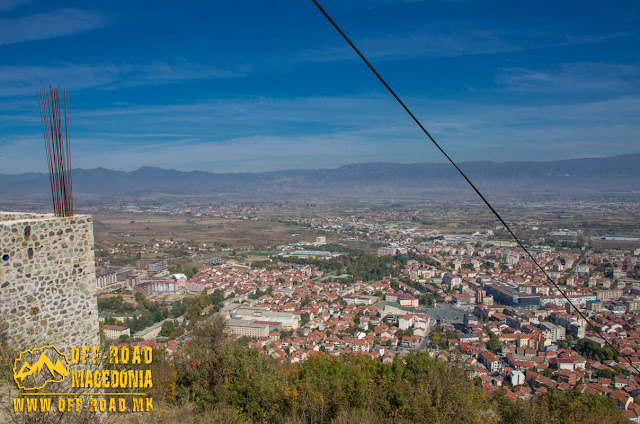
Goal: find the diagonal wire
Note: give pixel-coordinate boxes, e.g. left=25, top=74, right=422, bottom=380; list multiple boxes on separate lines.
left=310, top=0, right=640, bottom=375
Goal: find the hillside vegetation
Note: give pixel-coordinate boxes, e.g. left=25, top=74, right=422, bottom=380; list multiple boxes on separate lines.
left=0, top=318, right=629, bottom=424
left=120, top=316, right=627, bottom=424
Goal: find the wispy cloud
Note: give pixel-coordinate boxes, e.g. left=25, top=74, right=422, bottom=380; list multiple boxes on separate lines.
left=104, top=62, right=240, bottom=89
left=0, top=0, right=31, bottom=12
left=0, top=61, right=241, bottom=97
left=497, top=63, right=639, bottom=93
left=0, top=64, right=121, bottom=97
left=292, top=27, right=631, bottom=64
left=0, top=130, right=433, bottom=173
left=2, top=92, right=638, bottom=173
left=293, top=30, right=516, bottom=63
left=91, top=132, right=212, bottom=139
left=0, top=8, right=106, bottom=46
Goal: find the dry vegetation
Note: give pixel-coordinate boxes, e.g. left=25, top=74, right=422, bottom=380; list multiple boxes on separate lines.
left=92, top=212, right=322, bottom=250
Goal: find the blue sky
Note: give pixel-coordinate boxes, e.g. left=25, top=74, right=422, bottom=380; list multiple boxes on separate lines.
left=0, top=0, right=638, bottom=173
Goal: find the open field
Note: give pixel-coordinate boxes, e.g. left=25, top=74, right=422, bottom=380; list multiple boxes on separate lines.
left=90, top=204, right=640, bottom=252
left=98, top=292, right=137, bottom=306
left=148, top=293, right=193, bottom=303
left=98, top=290, right=193, bottom=306
left=590, top=239, right=640, bottom=250
left=92, top=212, right=326, bottom=250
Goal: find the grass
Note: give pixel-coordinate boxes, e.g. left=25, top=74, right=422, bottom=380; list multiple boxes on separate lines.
left=92, top=212, right=324, bottom=250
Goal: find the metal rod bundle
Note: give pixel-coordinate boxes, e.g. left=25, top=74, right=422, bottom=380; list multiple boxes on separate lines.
left=38, top=86, right=73, bottom=217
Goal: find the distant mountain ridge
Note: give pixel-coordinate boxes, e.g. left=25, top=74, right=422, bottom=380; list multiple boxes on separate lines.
left=1, top=153, right=639, bottom=201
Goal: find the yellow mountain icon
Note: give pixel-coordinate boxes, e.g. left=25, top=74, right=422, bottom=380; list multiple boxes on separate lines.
left=13, top=345, right=70, bottom=391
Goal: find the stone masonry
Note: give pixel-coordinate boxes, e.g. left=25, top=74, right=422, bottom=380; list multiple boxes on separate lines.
left=0, top=212, right=99, bottom=354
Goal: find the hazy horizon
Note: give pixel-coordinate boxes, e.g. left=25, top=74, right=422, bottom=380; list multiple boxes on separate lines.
left=1, top=152, right=638, bottom=175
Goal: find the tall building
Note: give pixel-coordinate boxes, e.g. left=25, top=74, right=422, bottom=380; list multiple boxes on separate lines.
left=136, top=259, right=167, bottom=272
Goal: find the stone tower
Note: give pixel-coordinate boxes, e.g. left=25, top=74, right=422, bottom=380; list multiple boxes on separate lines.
left=0, top=212, right=99, bottom=353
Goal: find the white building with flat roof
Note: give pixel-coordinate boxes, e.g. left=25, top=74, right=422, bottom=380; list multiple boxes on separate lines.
left=231, top=306, right=299, bottom=330
left=103, top=325, right=130, bottom=339
left=227, top=319, right=270, bottom=338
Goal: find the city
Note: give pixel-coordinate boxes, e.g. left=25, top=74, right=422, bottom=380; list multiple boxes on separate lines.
left=90, top=200, right=640, bottom=420
left=1, top=0, right=638, bottom=422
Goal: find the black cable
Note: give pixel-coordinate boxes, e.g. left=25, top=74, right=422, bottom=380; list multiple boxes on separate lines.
left=310, top=0, right=640, bottom=375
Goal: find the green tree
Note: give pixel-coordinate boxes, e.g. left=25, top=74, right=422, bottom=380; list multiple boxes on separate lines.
left=486, top=333, right=501, bottom=353
left=574, top=338, right=615, bottom=362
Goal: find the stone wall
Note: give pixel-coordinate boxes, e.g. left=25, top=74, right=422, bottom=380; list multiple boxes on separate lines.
left=0, top=212, right=99, bottom=353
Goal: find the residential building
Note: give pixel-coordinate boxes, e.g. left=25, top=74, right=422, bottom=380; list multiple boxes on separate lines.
left=103, top=325, right=130, bottom=339
left=136, top=259, right=168, bottom=272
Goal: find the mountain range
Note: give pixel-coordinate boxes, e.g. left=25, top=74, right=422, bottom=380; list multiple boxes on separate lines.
left=1, top=153, right=638, bottom=202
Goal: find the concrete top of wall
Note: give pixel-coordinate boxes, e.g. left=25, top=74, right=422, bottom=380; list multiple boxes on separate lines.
left=0, top=212, right=53, bottom=222
left=0, top=212, right=90, bottom=223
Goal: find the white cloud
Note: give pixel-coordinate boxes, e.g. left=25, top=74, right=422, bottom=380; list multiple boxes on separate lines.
left=293, top=29, right=516, bottom=63
left=0, top=130, right=431, bottom=173
left=0, top=0, right=31, bottom=12
left=0, top=64, right=122, bottom=97
left=1, top=93, right=638, bottom=173
left=101, top=62, right=240, bottom=89
left=291, top=25, right=630, bottom=64
left=0, top=8, right=105, bottom=46
left=0, top=61, right=241, bottom=97
left=497, top=63, right=639, bottom=93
